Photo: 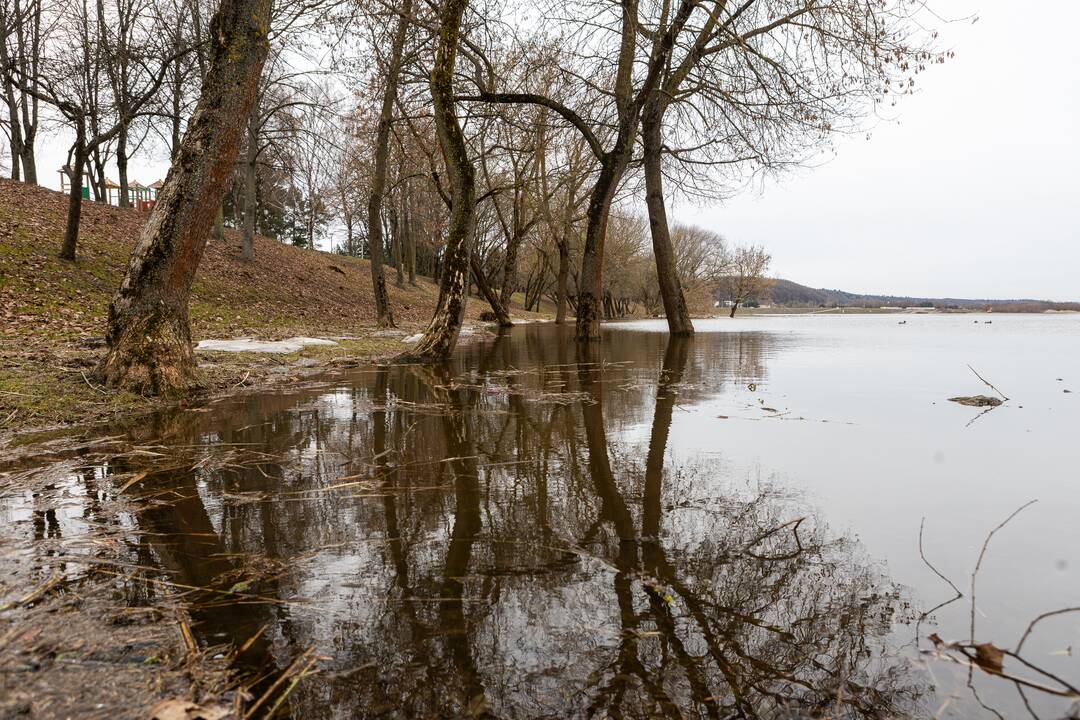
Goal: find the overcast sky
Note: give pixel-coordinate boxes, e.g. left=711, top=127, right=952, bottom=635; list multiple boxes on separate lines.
left=34, top=0, right=1079, bottom=301
left=676, top=1, right=1080, bottom=301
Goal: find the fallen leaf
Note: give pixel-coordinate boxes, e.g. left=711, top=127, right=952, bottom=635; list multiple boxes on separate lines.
left=973, top=642, right=1005, bottom=674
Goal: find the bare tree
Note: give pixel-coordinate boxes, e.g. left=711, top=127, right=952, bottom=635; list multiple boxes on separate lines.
left=535, top=126, right=589, bottom=324
left=462, top=0, right=699, bottom=340
left=723, top=245, right=771, bottom=318
left=395, top=0, right=474, bottom=361
left=8, top=0, right=185, bottom=259
left=96, top=0, right=273, bottom=393
left=0, top=0, right=44, bottom=183
left=365, top=0, right=415, bottom=328
left=640, top=0, right=939, bottom=335
left=100, top=0, right=159, bottom=207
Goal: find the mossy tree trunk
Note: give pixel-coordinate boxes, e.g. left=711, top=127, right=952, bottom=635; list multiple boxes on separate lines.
left=96, top=0, right=272, bottom=396
left=396, top=0, right=474, bottom=362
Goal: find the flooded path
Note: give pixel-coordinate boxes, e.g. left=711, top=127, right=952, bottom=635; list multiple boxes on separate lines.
left=3, top=314, right=1078, bottom=718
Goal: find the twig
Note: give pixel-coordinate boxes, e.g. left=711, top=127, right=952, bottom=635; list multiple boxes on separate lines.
left=744, top=517, right=806, bottom=561
left=178, top=614, right=199, bottom=658
left=1016, top=606, right=1080, bottom=655
left=964, top=404, right=998, bottom=428
left=243, top=646, right=316, bottom=719
left=263, top=656, right=319, bottom=717
left=916, top=517, right=963, bottom=644
left=967, top=364, right=1009, bottom=401
left=80, top=370, right=107, bottom=395
left=971, top=500, right=1037, bottom=643
left=0, top=573, right=64, bottom=611
left=926, top=643, right=1079, bottom=698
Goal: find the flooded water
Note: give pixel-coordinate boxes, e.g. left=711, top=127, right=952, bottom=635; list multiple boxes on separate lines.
left=4, top=313, right=1079, bottom=718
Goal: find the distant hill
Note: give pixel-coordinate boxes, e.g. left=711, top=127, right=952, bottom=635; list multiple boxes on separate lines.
left=765, top=278, right=1079, bottom=312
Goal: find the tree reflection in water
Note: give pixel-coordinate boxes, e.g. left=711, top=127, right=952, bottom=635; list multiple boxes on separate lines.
left=96, top=326, right=925, bottom=718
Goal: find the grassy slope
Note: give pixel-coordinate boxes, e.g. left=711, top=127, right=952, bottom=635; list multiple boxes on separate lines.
left=0, top=179, right=548, bottom=434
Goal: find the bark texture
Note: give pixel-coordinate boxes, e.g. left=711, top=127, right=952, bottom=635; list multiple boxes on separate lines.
left=575, top=156, right=624, bottom=340
left=96, top=0, right=272, bottom=395
left=396, top=0, right=474, bottom=362
left=642, top=95, right=694, bottom=335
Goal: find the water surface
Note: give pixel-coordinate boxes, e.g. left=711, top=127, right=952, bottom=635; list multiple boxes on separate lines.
left=4, top=313, right=1079, bottom=718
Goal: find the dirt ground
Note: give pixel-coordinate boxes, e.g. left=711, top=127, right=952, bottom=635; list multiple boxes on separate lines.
left=0, top=454, right=239, bottom=720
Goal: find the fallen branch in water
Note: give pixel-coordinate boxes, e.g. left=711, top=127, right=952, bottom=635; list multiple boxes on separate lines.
left=918, top=500, right=1080, bottom=717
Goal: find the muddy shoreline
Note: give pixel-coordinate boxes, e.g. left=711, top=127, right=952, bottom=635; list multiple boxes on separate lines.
left=0, top=455, right=237, bottom=720
left=1, top=321, right=517, bottom=450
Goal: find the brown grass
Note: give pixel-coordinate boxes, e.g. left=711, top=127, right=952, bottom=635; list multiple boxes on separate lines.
left=0, top=179, right=549, bottom=436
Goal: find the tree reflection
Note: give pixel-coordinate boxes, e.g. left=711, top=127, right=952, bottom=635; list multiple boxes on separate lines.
left=106, top=327, right=923, bottom=718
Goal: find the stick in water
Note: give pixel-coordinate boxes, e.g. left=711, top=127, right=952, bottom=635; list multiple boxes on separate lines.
left=966, top=364, right=1008, bottom=401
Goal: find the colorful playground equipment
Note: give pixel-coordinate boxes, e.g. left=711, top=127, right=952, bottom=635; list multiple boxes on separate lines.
left=58, top=166, right=162, bottom=210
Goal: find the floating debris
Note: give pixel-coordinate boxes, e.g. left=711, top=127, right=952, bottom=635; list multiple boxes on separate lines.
left=948, top=395, right=1003, bottom=407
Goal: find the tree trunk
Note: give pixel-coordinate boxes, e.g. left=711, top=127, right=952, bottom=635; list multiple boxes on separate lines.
left=554, top=238, right=569, bottom=323
left=116, top=124, right=130, bottom=207
left=499, top=229, right=521, bottom=316
left=642, top=96, right=694, bottom=336
left=96, top=0, right=273, bottom=396
left=396, top=0, right=473, bottom=362
left=211, top=202, right=224, bottom=240
left=19, top=134, right=36, bottom=184
left=470, top=256, right=511, bottom=326
left=401, top=178, right=417, bottom=284
left=407, top=218, right=417, bottom=285
left=90, top=151, right=106, bottom=203
left=241, top=113, right=257, bottom=260
left=60, top=137, right=86, bottom=261
left=576, top=156, right=623, bottom=340
left=170, top=79, right=182, bottom=159
left=366, top=0, right=412, bottom=328
left=0, top=35, right=23, bottom=182
left=4, top=96, right=22, bottom=181
left=391, top=202, right=405, bottom=288
left=729, top=300, right=739, bottom=318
